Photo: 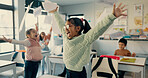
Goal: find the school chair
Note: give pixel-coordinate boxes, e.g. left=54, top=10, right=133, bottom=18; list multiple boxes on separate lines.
left=0, top=51, right=25, bottom=78
left=91, top=57, right=118, bottom=78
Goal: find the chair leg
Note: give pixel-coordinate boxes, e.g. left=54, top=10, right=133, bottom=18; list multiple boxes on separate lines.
left=53, top=63, right=56, bottom=75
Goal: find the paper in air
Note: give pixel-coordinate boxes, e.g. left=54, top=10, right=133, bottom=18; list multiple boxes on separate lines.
left=42, top=0, right=58, bottom=12
left=44, top=15, right=53, bottom=24
left=19, top=2, right=33, bottom=32
left=33, top=6, right=42, bottom=17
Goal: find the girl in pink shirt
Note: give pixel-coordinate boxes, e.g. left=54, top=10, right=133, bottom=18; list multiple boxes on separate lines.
left=1, top=28, right=43, bottom=78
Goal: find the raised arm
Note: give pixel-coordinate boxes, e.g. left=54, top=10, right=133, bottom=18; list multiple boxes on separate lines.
left=49, top=7, right=65, bottom=34
left=84, top=3, right=127, bottom=44
left=2, top=35, right=31, bottom=47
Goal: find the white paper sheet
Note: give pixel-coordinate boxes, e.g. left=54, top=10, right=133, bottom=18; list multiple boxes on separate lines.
left=44, top=14, right=53, bottom=24
left=19, top=2, right=33, bottom=32
left=33, top=6, right=42, bottom=17
left=42, top=0, right=58, bottom=12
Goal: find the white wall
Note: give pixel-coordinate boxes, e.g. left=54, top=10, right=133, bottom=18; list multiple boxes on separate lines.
left=61, top=3, right=95, bottom=27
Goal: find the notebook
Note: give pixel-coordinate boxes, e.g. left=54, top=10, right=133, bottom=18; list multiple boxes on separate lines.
left=120, top=58, right=136, bottom=63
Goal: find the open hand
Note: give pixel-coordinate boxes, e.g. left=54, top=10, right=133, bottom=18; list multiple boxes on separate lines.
left=113, top=3, right=127, bottom=18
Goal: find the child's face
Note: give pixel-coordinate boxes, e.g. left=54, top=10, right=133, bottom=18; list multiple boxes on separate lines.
left=27, top=29, right=38, bottom=40
left=119, top=42, right=126, bottom=49
left=65, top=21, right=80, bottom=39
left=41, top=32, right=45, bottom=38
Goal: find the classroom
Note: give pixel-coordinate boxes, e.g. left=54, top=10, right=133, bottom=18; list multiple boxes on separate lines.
left=0, top=0, right=148, bottom=78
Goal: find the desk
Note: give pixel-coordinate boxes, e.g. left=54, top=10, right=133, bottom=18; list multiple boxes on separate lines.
left=118, top=57, right=146, bottom=78
left=0, top=60, right=16, bottom=78
left=48, top=52, right=97, bottom=77
left=41, top=50, right=50, bottom=74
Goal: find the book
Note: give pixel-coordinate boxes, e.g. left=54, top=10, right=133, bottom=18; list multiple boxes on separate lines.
left=120, top=58, right=136, bottom=63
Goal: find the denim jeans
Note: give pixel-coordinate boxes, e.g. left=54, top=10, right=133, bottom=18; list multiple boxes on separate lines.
left=66, top=67, right=87, bottom=78
left=24, top=60, right=40, bottom=78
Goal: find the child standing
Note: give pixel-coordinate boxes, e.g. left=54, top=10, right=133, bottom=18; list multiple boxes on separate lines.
left=49, top=3, right=127, bottom=78
left=114, top=38, right=136, bottom=78
left=35, top=23, right=52, bottom=51
left=1, top=29, right=43, bottom=78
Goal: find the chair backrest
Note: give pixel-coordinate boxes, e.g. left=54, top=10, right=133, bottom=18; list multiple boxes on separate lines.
left=91, top=57, right=118, bottom=78
left=11, top=52, right=25, bottom=67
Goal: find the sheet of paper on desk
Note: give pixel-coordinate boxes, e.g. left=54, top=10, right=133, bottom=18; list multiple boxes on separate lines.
left=120, top=58, right=136, bottom=63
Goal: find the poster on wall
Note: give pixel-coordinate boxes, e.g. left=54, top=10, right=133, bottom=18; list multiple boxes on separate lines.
left=134, top=4, right=143, bottom=28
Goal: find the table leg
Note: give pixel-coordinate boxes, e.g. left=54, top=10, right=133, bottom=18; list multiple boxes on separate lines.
left=46, top=55, right=50, bottom=74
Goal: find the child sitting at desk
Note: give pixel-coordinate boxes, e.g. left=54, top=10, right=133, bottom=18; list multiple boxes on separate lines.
left=114, top=38, right=136, bottom=78
left=114, top=38, right=136, bottom=57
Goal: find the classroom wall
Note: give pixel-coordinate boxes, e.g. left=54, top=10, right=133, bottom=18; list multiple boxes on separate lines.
left=93, top=0, right=148, bottom=55
left=61, top=3, right=95, bottom=27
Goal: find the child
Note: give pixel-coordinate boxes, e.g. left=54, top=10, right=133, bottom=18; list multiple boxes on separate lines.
left=114, top=38, right=136, bottom=57
left=1, top=28, right=43, bottom=78
left=35, top=23, right=52, bottom=51
left=114, top=38, right=136, bottom=78
left=50, top=3, right=127, bottom=78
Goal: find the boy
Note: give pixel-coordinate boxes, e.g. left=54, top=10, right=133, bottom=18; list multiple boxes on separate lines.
left=114, top=38, right=136, bottom=78
left=114, top=38, right=136, bottom=57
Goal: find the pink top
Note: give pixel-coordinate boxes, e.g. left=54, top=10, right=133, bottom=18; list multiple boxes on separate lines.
left=25, top=38, right=43, bottom=61
left=12, top=38, right=43, bottom=61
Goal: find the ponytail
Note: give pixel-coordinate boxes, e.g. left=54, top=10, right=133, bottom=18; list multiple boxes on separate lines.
left=83, top=19, right=91, bottom=34
left=68, top=18, right=91, bottom=35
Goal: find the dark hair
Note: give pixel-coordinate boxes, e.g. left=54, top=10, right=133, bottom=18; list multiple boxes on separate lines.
left=26, top=29, right=34, bottom=38
left=39, top=32, right=45, bottom=41
left=67, top=18, right=91, bottom=35
left=119, top=38, right=127, bottom=46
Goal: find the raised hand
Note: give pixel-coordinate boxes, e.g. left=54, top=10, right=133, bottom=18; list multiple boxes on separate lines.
left=35, top=23, right=39, bottom=32
left=49, top=7, right=58, bottom=13
left=113, top=3, right=127, bottom=18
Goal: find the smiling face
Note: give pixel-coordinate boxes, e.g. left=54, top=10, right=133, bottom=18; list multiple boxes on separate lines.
left=26, top=29, right=38, bottom=40
left=65, top=21, right=80, bottom=39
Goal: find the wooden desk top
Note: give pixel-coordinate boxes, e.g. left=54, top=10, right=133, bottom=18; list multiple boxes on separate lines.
left=119, top=57, right=146, bottom=67
left=0, top=60, right=16, bottom=68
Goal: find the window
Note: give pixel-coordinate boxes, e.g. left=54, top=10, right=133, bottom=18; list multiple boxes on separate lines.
left=0, top=0, right=12, bottom=5
left=0, top=0, right=15, bottom=53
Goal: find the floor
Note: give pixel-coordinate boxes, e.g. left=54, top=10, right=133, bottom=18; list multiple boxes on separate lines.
left=0, top=64, right=148, bottom=78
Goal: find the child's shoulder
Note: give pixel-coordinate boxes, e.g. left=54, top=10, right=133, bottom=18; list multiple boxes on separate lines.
left=115, top=49, right=120, bottom=51
left=124, top=49, right=130, bottom=52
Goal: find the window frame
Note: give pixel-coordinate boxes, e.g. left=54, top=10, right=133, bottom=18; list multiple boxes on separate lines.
left=0, top=0, right=15, bottom=54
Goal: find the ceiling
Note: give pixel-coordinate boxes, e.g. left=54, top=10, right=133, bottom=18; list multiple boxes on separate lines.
left=48, top=0, right=94, bottom=6
left=38, top=0, right=116, bottom=6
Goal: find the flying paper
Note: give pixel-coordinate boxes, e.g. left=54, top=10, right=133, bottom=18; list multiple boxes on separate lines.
left=19, top=2, right=33, bottom=32
left=44, top=14, right=53, bottom=24
left=42, top=0, right=58, bottom=12
left=33, top=6, right=42, bottom=17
